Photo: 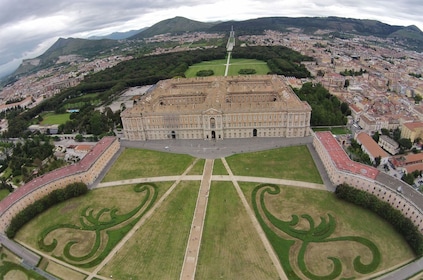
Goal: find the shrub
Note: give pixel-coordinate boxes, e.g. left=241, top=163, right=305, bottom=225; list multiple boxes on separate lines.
left=6, top=182, right=88, bottom=238
left=335, top=183, right=423, bottom=256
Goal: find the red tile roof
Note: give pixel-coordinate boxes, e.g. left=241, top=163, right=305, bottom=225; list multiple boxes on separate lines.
left=403, top=122, right=423, bottom=131
left=0, top=137, right=116, bottom=214
left=316, top=131, right=379, bottom=180
left=356, top=132, right=389, bottom=159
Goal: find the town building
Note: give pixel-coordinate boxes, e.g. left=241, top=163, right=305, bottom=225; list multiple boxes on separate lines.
left=378, top=135, right=399, bottom=155
left=355, top=132, right=390, bottom=165
left=121, top=75, right=312, bottom=141
left=401, top=122, right=423, bottom=143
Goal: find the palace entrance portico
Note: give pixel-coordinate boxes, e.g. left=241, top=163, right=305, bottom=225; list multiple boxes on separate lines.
left=203, top=108, right=223, bottom=140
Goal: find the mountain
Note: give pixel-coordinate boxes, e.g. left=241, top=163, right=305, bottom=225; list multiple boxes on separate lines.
left=12, top=37, right=120, bottom=76
left=89, top=28, right=148, bottom=40
left=208, top=17, right=423, bottom=52
left=129, top=16, right=217, bottom=39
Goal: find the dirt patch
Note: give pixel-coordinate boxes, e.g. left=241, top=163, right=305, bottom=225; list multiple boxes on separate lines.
left=61, top=202, right=81, bottom=214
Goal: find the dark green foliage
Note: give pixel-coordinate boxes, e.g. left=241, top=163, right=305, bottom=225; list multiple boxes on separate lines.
left=335, top=183, right=423, bottom=256
left=398, top=138, right=412, bottom=150
left=6, top=182, right=88, bottom=238
left=294, top=82, right=347, bottom=126
left=231, top=46, right=313, bottom=78
left=238, top=68, right=256, bottom=75
left=196, top=69, right=214, bottom=76
left=340, top=68, right=367, bottom=76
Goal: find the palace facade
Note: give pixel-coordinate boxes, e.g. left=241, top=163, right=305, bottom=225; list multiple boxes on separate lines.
left=121, top=75, right=312, bottom=141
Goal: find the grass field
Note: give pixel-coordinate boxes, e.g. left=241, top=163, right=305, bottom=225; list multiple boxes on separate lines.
left=185, top=58, right=269, bottom=78
left=15, top=182, right=174, bottom=260
left=11, top=144, right=418, bottom=279
left=226, top=146, right=323, bottom=184
left=101, top=148, right=196, bottom=182
left=312, top=126, right=351, bottom=135
left=40, top=112, right=70, bottom=125
left=0, top=189, right=10, bottom=200
left=196, top=181, right=279, bottom=279
left=99, top=181, right=200, bottom=279
left=212, top=158, right=228, bottom=175
left=187, top=158, right=205, bottom=175
left=239, top=182, right=415, bottom=279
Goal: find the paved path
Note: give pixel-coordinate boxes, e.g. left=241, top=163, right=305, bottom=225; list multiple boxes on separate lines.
left=180, top=159, right=213, bottom=280
left=221, top=158, right=289, bottom=280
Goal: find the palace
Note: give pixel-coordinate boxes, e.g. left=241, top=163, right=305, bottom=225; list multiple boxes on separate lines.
left=121, top=75, right=312, bottom=141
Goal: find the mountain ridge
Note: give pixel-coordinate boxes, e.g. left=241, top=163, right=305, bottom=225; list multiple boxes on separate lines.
left=6, top=15, right=423, bottom=81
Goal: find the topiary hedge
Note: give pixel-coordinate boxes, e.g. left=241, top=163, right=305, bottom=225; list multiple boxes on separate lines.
left=335, top=183, right=423, bottom=257
left=6, top=182, right=88, bottom=238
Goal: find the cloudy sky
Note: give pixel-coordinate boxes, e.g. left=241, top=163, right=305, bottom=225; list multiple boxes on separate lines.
left=0, top=0, right=422, bottom=78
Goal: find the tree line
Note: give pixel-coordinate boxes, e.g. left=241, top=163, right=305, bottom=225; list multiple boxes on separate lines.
left=335, top=183, right=423, bottom=256
left=293, top=82, right=349, bottom=126
left=6, top=182, right=88, bottom=238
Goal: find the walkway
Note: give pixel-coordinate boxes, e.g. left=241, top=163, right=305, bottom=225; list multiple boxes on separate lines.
left=179, top=159, right=213, bottom=280
left=221, top=158, right=288, bottom=280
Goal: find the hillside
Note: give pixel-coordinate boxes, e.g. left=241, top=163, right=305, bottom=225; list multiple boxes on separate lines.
left=208, top=17, right=423, bottom=51
left=12, top=37, right=120, bottom=76
left=129, top=16, right=217, bottom=39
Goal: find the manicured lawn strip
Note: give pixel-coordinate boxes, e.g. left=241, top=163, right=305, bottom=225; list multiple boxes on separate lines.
left=99, top=181, right=200, bottom=279
left=185, top=60, right=227, bottom=77
left=37, top=183, right=158, bottom=268
left=312, top=127, right=350, bottom=135
left=40, top=112, right=71, bottom=125
left=15, top=183, right=173, bottom=262
left=102, top=148, right=196, bottom=182
left=227, top=59, right=270, bottom=76
left=212, top=158, right=228, bottom=175
left=239, top=182, right=415, bottom=279
left=0, top=189, right=10, bottom=200
left=196, top=181, right=279, bottom=279
left=226, top=146, right=323, bottom=183
left=187, top=158, right=205, bottom=175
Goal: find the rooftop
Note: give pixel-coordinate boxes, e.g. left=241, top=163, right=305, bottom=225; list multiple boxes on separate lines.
left=316, top=131, right=379, bottom=180
left=122, top=75, right=311, bottom=117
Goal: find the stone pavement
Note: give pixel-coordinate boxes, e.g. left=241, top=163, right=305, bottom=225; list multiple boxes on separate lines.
left=179, top=159, right=213, bottom=280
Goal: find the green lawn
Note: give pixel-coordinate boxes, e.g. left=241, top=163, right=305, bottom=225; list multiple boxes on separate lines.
left=227, top=58, right=270, bottom=76
left=226, top=145, right=323, bottom=183
left=187, top=158, right=205, bottom=175
left=212, top=159, right=229, bottom=175
left=185, top=58, right=269, bottom=78
left=102, top=148, right=196, bottom=182
left=99, top=181, right=200, bottom=279
left=239, top=183, right=415, bottom=279
left=40, top=112, right=70, bottom=125
left=0, top=189, right=10, bottom=200
left=185, top=59, right=227, bottom=77
left=196, top=181, right=279, bottom=279
left=312, top=126, right=350, bottom=135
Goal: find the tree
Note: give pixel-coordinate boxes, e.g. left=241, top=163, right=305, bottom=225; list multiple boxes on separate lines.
left=398, top=138, right=412, bottom=150
left=372, top=131, right=380, bottom=143
left=402, top=173, right=415, bottom=185
left=374, top=156, right=381, bottom=167
left=344, top=79, right=350, bottom=88
left=75, top=134, right=84, bottom=142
